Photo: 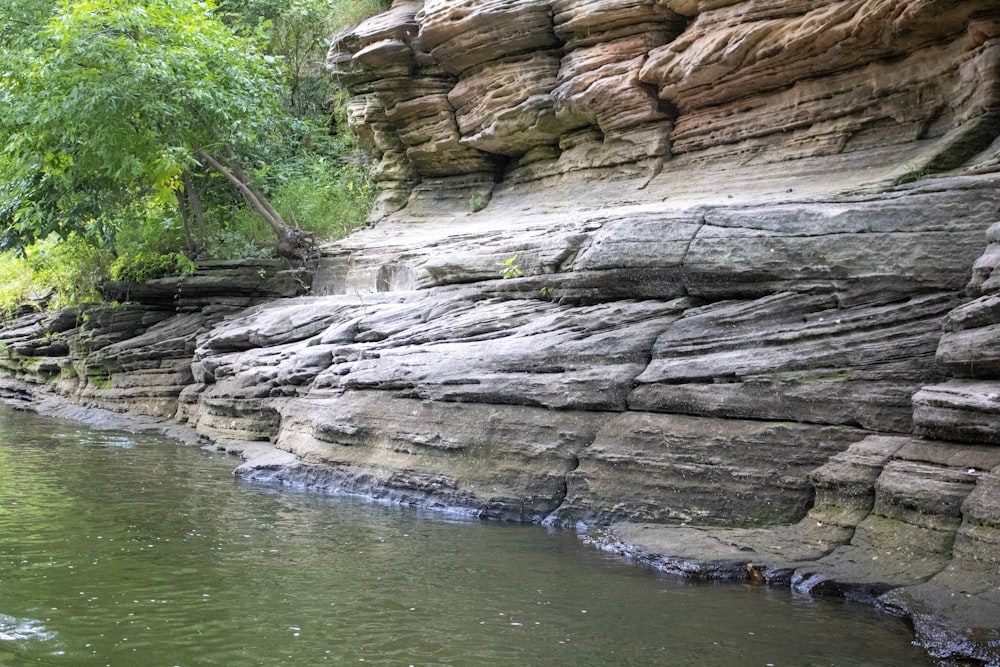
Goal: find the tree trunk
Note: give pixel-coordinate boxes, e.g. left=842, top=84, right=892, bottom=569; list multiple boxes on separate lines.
left=182, top=171, right=207, bottom=247
left=194, top=147, right=307, bottom=259
left=222, top=144, right=289, bottom=233
left=174, top=188, right=197, bottom=255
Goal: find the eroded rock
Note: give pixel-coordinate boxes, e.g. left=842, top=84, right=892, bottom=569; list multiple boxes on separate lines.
left=2, top=2, right=1000, bottom=664
left=329, top=0, right=1000, bottom=206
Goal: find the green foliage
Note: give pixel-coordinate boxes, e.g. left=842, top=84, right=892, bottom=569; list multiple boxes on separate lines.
left=893, top=160, right=929, bottom=186
left=218, top=0, right=389, bottom=116
left=107, top=201, right=188, bottom=282
left=272, top=157, right=375, bottom=239
left=0, top=234, right=111, bottom=318
left=0, top=0, right=383, bottom=299
left=328, top=0, right=391, bottom=32
left=499, top=255, right=523, bottom=280
left=0, top=252, right=39, bottom=317
left=110, top=250, right=197, bottom=284
left=218, top=0, right=385, bottom=241
left=209, top=217, right=276, bottom=261
left=0, top=0, right=55, bottom=44
left=469, top=194, right=487, bottom=213
left=221, top=0, right=390, bottom=38
left=108, top=195, right=272, bottom=279
left=0, top=0, right=285, bottom=252
left=25, top=235, right=110, bottom=309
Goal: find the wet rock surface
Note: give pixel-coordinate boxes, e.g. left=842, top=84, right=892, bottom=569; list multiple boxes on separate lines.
left=6, top=179, right=1000, bottom=664
left=599, top=435, right=1000, bottom=665
left=5, top=1, right=1000, bottom=664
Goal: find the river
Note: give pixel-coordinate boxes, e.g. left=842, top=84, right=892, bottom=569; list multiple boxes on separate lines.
left=0, top=403, right=934, bottom=666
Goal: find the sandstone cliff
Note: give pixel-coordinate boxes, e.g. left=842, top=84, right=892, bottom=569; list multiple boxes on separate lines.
left=3, top=1, right=1000, bottom=664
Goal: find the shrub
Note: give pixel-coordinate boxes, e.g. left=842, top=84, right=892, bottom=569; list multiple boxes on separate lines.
left=0, top=252, right=38, bottom=318
left=31, top=235, right=111, bottom=307
left=109, top=203, right=192, bottom=282
left=0, top=233, right=111, bottom=317
left=272, top=156, right=375, bottom=240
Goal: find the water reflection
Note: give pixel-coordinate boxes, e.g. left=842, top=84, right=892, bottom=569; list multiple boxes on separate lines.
left=0, top=614, right=54, bottom=643
left=0, top=404, right=933, bottom=666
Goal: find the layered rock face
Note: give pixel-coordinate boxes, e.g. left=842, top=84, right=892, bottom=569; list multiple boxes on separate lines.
left=330, top=0, right=1000, bottom=216
left=0, top=261, right=310, bottom=419
left=3, top=1, right=1000, bottom=664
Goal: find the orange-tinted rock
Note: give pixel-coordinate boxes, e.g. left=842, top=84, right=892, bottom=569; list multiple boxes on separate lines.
left=329, top=0, right=999, bottom=199
left=417, top=0, right=560, bottom=75
left=639, top=0, right=1000, bottom=166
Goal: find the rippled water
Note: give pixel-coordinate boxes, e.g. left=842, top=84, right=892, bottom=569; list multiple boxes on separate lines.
left=0, top=404, right=934, bottom=666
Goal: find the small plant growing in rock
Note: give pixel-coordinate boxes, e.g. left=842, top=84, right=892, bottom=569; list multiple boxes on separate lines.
left=469, top=194, right=487, bottom=213
left=499, top=255, right=523, bottom=279
left=894, top=160, right=928, bottom=186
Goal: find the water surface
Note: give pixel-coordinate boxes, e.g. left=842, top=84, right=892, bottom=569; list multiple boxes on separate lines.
left=0, top=404, right=933, bottom=666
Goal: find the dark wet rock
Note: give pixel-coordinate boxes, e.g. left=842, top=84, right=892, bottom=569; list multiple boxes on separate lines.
left=254, top=392, right=605, bottom=522
left=102, top=259, right=312, bottom=310
left=0, top=262, right=310, bottom=418
left=553, top=413, right=864, bottom=527
left=598, top=435, right=1000, bottom=663
left=878, top=468, right=1000, bottom=665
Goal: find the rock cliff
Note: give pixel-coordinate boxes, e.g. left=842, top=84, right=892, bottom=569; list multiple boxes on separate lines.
left=3, top=1, right=1000, bottom=664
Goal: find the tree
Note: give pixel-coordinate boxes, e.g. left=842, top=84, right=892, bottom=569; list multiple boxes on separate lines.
left=0, top=0, right=311, bottom=258
left=218, top=0, right=390, bottom=116
left=0, top=0, right=55, bottom=45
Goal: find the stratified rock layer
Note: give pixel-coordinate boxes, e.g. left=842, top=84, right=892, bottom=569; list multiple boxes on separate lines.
left=0, top=260, right=310, bottom=419
left=331, top=0, right=1000, bottom=213
left=4, top=1, right=1000, bottom=664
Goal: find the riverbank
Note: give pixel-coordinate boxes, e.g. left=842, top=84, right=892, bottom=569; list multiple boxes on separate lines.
left=1, top=362, right=997, bottom=666
left=4, top=1, right=1000, bottom=663
left=2, top=173, right=1000, bottom=665
left=2, top=400, right=938, bottom=665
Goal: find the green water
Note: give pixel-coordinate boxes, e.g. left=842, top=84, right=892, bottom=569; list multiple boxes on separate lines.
left=0, top=404, right=934, bottom=666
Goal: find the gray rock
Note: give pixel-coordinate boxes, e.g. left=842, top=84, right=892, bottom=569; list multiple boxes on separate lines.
left=252, top=392, right=606, bottom=522
left=554, top=412, right=865, bottom=526
left=3, top=7, right=1000, bottom=659
left=937, top=323, right=1000, bottom=378
left=913, top=380, right=1000, bottom=445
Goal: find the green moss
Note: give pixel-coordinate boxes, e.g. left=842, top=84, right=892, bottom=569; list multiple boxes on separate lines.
left=892, top=160, right=930, bottom=186
left=942, top=528, right=957, bottom=553
left=85, top=364, right=113, bottom=390
left=965, top=520, right=1000, bottom=534
left=16, top=355, right=42, bottom=369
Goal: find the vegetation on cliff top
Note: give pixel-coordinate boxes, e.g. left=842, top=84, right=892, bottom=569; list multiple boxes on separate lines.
left=0, top=0, right=387, bottom=317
